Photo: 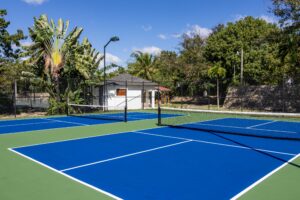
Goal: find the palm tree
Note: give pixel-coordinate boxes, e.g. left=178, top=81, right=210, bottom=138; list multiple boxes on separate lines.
left=22, top=15, right=101, bottom=114
left=24, top=15, right=83, bottom=101
left=208, top=63, right=226, bottom=109
left=128, top=51, right=157, bottom=80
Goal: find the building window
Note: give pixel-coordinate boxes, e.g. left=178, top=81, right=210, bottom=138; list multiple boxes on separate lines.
left=116, top=89, right=126, bottom=96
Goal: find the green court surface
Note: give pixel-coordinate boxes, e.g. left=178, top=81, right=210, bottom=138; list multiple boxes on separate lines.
left=1, top=114, right=300, bottom=200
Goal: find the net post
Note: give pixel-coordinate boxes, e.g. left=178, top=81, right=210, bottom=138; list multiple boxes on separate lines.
left=125, top=80, right=128, bottom=122
left=157, top=83, right=161, bottom=126
left=13, top=79, right=17, bottom=118
left=142, top=81, right=145, bottom=110
left=66, top=88, right=70, bottom=116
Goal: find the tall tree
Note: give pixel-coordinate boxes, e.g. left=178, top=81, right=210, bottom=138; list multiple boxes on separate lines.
left=23, top=15, right=101, bottom=114
left=155, top=50, right=179, bottom=87
left=205, top=17, right=281, bottom=85
left=24, top=15, right=83, bottom=101
left=177, top=34, right=209, bottom=95
left=272, top=0, right=300, bottom=82
left=0, top=9, right=26, bottom=85
left=128, top=51, right=157, bottom=80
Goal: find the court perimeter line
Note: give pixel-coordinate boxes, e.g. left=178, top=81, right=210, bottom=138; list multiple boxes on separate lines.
left=134, top=131, right=297, bottom=156
left=9, top=126, right=166, bottom=149
left=0, top=121, right=55, bottom=128
left=8, top=148, right=123, bottom=200
left=42, top=118, right=89, bottom=126
left=231, top=153, right=300, bottom=200
left=61, top=140, right=192, bottom=172
left=196, top=122, right=297, bottom=134
left=247, top=120, right=277, bottom=128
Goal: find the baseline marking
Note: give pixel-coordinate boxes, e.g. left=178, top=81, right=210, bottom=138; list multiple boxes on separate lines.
left=61, top=140, right=192, bottom=172
left=247, top=120, right=277, bottom=129
left=195, top=122, right=297, bottom=134
left=134, top=131, right=296, bottom=156
left=8, top=148, right=122, bottom=200
left=231, top=153, right=300, bottom=200
left=0, top=121, right=54, bottom=128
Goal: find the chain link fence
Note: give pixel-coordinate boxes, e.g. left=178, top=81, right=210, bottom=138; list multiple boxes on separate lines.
left=158, top=81, right=300, bottom=113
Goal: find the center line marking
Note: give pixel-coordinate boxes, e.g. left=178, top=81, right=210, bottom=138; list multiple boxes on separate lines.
left=42, top=118, right=89, bottom=126
left=134, top=131, right=296, bottom=156
left=61, top=140, right=192, bottom=172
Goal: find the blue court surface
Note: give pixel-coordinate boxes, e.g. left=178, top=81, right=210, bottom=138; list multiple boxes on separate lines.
left=0, top=112, right=177, bottom=135
left=10, top=118, right=300, bottom=199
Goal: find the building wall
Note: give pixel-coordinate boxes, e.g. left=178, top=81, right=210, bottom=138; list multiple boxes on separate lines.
left=107, top=85, right=155, bottom=110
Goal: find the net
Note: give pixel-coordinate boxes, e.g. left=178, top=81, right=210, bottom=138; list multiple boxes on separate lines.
left=68, top=103, right=127, bottom=122
left=158, top=107, right=300, bottom=140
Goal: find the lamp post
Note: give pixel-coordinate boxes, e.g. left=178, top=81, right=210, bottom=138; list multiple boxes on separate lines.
left=103, top=36, right=119, bottom=110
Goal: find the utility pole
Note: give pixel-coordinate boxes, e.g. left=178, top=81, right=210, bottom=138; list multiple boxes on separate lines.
left=237, top=48, right=244, bottom=85
left=240, top=47, right=244, bottom=85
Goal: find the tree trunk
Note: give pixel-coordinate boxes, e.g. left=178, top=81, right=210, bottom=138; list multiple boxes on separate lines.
left=217, top=78, right=219, bottom=109
left=54, top=76, right=61, bottom=102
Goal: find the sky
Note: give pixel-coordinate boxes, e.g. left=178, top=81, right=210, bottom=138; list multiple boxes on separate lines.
left=2, top=0, right=276, bottom=67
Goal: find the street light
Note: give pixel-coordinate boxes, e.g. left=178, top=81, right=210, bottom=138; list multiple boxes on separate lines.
left=103, top=36, right=120, bottom=109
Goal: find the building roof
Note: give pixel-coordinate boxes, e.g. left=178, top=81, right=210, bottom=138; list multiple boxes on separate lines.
left=107, top=73, right=157, bottom=86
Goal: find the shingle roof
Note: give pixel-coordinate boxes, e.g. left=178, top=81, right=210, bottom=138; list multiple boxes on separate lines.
left=107, top=73, right=157, bottom=86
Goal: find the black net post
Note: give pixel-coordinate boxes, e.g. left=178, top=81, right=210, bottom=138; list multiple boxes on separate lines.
left=13, top=80, right=17, bottom=118
left=157, top=84, right=161, bottom=126
left=66, top=78, right=70, bottom=115
left=125, top=81, right=128, bottom=122
left=142, top=81, right=145, bottom=110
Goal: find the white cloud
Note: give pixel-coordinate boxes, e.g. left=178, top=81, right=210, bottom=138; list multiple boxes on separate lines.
left=22, top=0, right=47, bottom=5
left=99, top=53, right=122, bottom=68
left=141, top=25, right=152, bottom=32
left=234, top=14, right=247, bottom=21
left=158, top=34, right=167, bottom=40
left=259, top=15, right=277, bottom=24
left=171, top=33, right=182, bottom=39
left=234, top=14, right=277, bottom=24
left=185, top=24, right=212, bottom=38
left=133, top=46, right=162, bottom=56
left=21, top=41, right=33, bottom=47
left=169, top=25, right=212, bottom=39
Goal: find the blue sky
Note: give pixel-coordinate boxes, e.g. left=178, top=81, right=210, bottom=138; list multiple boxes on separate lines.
left=2, top=0, right=275, bottom=67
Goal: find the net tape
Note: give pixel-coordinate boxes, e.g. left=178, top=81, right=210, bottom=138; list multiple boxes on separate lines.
left=159, top=107, right=300, bottom=141
left=68, top=103, right=126, bottom=122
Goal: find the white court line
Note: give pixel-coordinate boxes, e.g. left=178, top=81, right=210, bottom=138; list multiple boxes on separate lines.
left=61, top=140, right=192, bottom=172
left=231, top=153, right=300, bottom=200
left=0, top=121, right=54, bottom=128
left=9, top=126, right=167, bottom=149
left=42, top=118, right=89, bottom=126
left=247, top=120, right=277, bottom=129
left=195, top=122, right=297, bottom=134
left=134, top=131, right=297, bottom=156
left=8, top=148, right=122, bottom=200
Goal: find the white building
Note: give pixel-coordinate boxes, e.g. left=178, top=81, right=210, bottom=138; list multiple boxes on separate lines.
left=93, top=74, right=158, bottom=110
